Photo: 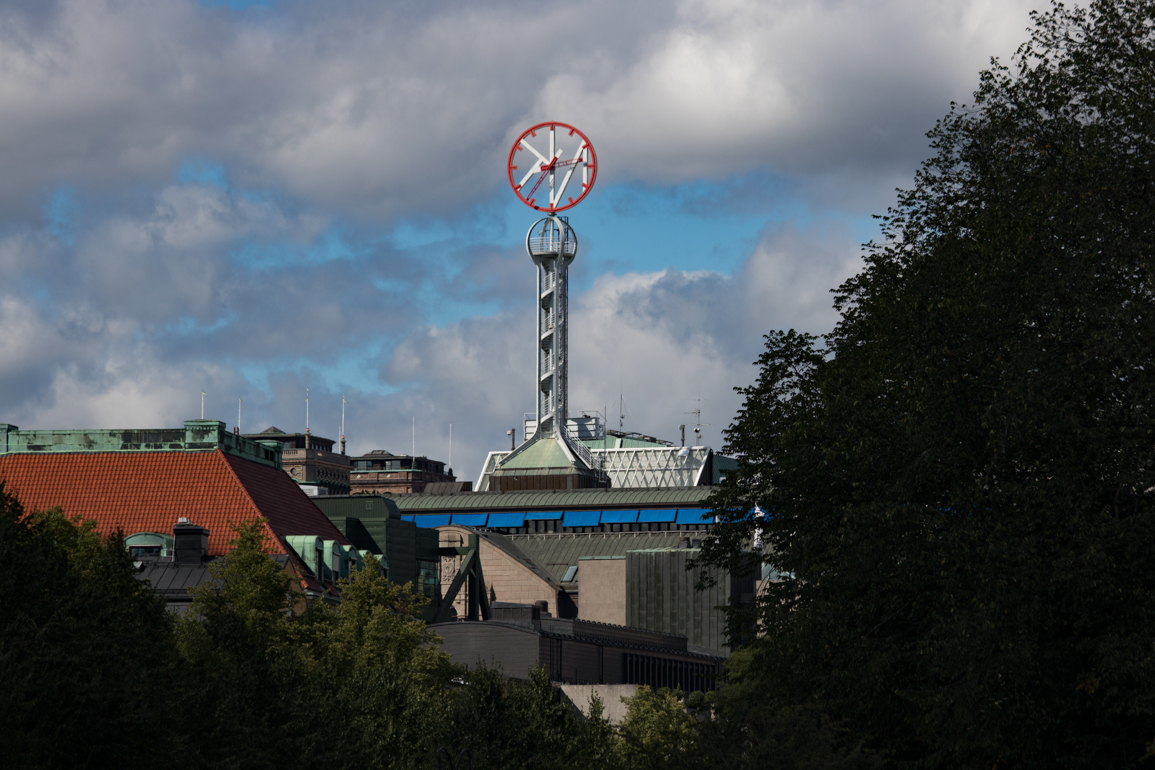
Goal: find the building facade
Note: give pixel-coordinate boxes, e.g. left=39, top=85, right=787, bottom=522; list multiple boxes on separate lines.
left=349, top=449, right=462, bottom=495
left=431, top=609, right=724, bottom=690
left=243, top=426, right=351, bottom=495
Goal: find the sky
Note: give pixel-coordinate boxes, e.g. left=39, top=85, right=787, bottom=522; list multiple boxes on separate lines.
left=0, top=0, right=1044, bottom=485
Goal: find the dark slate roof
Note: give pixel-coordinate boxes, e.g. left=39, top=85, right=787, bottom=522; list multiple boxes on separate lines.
left=134, top=554, right=294, bottom=613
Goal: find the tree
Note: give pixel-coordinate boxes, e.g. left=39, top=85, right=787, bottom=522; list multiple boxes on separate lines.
left=447, top=665, right=620, bottom=769
left=700, top=1, right=1155, bottom=766
left=287, top=554, right=457, bottom=770
left=616, top=686, right=698, bottom=770
left=173, top=519, right=303, bottom=769
left=0, top=484, right=177, bottom=769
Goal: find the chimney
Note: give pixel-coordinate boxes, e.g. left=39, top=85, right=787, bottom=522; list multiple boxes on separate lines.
left=173, top=517, right=210, bottom=564
left=677, top=536, right=690, bottom=549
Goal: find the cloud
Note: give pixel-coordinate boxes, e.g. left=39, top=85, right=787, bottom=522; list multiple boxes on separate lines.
left=539, top=0, right=1038, bottom=188
left=376, top=219, right=863, bottom=479
left=0, top=0, right=1047, bottom=483
left=0, top=0, right=1038, bottom=221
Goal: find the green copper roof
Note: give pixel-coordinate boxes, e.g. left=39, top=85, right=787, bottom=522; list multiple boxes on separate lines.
left=0, top=420, right=282, bottom=469
left=390, top=487, right=713, bottom=512
left=499, top=437, right=572, bottom=470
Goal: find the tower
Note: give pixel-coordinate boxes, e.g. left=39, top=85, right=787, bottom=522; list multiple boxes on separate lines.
left=489, top=122, right=607, bottom=491
left=528, top=216, right=576, bottom=440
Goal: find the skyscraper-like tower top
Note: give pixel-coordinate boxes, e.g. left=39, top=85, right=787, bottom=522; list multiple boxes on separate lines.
left=491, top=124, right=607, bottom=491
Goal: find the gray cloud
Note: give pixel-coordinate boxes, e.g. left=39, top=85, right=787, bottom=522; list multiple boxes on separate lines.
left=0, top=0, right=1046, bottom=478
left=0, top=0, right=1037, bottom=222
left=373, top=219, right=863, bottom=479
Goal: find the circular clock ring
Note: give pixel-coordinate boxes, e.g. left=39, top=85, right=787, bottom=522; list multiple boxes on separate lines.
left=507, top=122, right=597, bottom=213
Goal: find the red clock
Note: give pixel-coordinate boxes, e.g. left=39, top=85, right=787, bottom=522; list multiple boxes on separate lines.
left=507, top=122, right=597, bottom=213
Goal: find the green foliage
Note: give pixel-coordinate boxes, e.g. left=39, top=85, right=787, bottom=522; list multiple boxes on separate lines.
left=0, top=483, right=176, bottom=769
left=173, top=519, right=301, bottom=768
left=701, top=1, right=1155, bottom=766
left=616, top=686, right=698, bottom=770
left=0, top=496, right=646, bottom=768
left=693, top=649, right=884, bottom=770
left=286, top=554, right=457, bottom=770
left=447, top=665, right=621, bottom=769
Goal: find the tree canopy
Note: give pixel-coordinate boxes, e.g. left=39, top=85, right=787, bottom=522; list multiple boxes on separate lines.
left=0, top=483, right=651, bottom=769
left=701, top=1, right=1155, bottom=766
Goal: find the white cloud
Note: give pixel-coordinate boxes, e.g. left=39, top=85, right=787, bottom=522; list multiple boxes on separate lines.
left=0, top=0, right=1049, bottom=480
left=374, top=219, right=862, bottom=478
left=0, top=0, right=1040, bottom=219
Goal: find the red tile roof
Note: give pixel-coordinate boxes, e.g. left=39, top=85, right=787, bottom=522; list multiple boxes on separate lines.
left=0, top=449, right=350, bottom=556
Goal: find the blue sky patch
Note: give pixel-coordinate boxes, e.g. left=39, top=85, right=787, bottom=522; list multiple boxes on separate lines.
left=45, top=186, right=75, bottom=246
left=177, top=159, right=229, bottom=189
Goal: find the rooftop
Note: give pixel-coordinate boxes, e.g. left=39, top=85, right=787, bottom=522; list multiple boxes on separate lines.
left=1, top=420, right=282, bottom=469
left=0, top=448, right=350, bottom=556
left=507, top=531, right=695, bottom=583
left=390, top=487, right=713, bottom=512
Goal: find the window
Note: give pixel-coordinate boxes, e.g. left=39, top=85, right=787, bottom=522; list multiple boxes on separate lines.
left=418, top=561, right=439, bottom=599
left=129, top=545, right=162, bottom=558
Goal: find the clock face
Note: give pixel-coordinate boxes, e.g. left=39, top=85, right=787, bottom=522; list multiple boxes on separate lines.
left=507, top=122, right=597, bottom=212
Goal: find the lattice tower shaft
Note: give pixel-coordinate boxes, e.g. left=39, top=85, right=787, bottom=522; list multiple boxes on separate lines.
left=536, top=248, right=568, bottom=436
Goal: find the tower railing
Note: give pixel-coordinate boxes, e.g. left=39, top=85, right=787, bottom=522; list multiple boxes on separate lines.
left=563, top=421, right=607, bottom=479
left=528, top=234, right=577, bottom=257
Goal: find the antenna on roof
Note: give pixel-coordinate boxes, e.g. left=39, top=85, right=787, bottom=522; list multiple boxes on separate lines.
left=412, top=414, right=416, bottom=460
left=449, top=422, right=453, bottom=475
left=238, top=398, right=242, bottom=435
left=684, top=395, right=710, bottom=446
left=201, top=390, right=206, bottom=420
left=341, top=394, right=346, bottom=455
left=305, top=388, right=310, bottom=450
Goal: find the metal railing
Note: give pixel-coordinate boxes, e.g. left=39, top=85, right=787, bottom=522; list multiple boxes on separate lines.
left=529, top=234, right=577, bottom=257
left=564, top=422, right=607, bottom=478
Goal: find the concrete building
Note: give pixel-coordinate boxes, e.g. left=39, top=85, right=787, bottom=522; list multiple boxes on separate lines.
left=431, top=605, right=724, bottom=690
left=429, top=523, right=753, bottom=655
left=436, top=524, right=571, bottom=620
left=243, top=426, right=351, bottom=495
left=348, top=449, right=463, bottom=495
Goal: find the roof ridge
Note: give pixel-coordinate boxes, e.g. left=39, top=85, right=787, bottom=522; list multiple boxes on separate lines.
left=214, top=447, right=283, bottom=553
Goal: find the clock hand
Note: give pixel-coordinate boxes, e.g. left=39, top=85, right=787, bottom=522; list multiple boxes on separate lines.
left=551, top=157, right=585, bottom=169
left=524, top=167, right=550, bottom=201
left=524, top=154, right=564, bottom=201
